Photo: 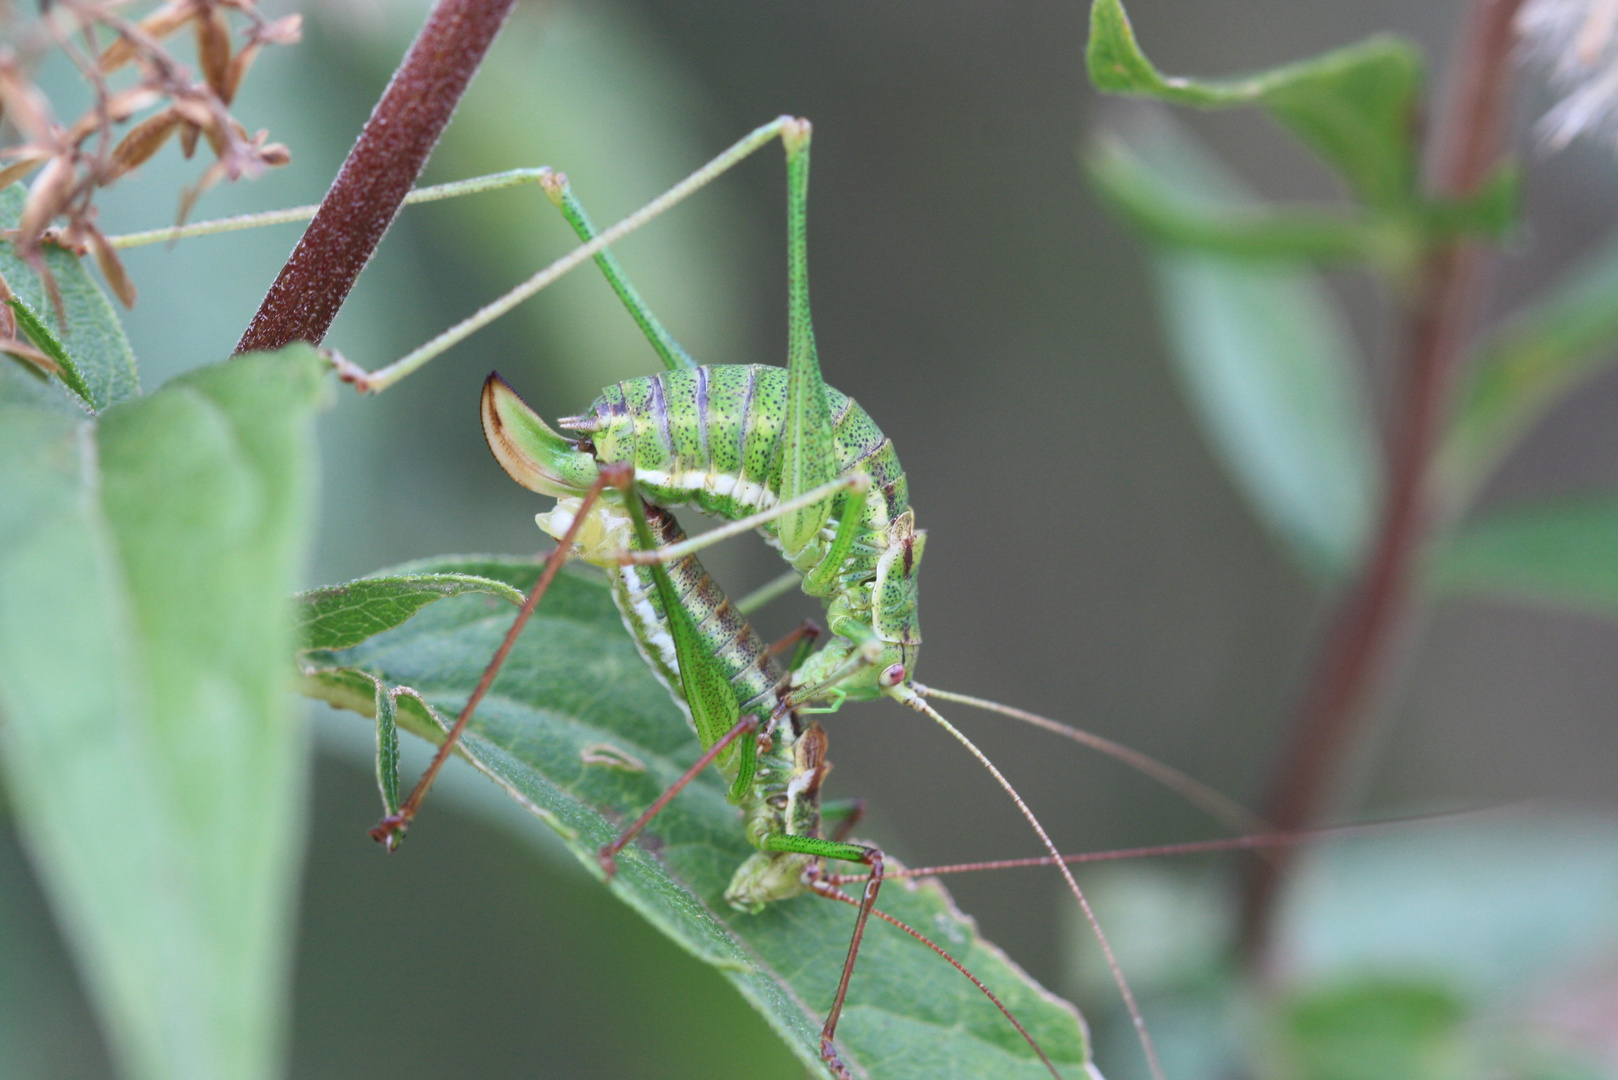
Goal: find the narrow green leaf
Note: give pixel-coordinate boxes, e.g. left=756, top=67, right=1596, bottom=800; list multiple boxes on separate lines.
left=1425, top=497, right=1618, bottom=616
left=297, top=569, right=526, bottom=651
left=0, top=346, right=325, bottom=1080
left=374, top=677, right=402, bottom=818
left=1086, top=0, right=1423, bottom=210
left=1434, top=230, right=1618, bottom=508
left=300, top=556, right=1093, bottom=1080
left=1126, top=121, right=1381, bottom=575
left=0, top=184, right=140, bottom=410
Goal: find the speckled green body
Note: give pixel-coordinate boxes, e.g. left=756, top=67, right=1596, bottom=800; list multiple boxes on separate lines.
left=560, top=364, right=924, bottom=698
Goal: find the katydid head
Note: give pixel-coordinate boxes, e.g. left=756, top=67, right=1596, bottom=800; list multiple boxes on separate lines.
left=481, top=372, right=600, bottom=498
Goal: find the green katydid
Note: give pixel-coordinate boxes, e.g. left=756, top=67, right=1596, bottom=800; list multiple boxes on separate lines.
left=113, top=115, right=1270, bottom=1080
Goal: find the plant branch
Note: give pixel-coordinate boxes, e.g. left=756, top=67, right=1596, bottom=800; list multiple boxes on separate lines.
left=234, top=0, right=516, bottom=354
left=1241, top=0, right=1527, bottom=954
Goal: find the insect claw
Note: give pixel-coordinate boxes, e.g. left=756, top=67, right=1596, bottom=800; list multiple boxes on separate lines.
left=369, top=815, right=407, bottom=851
left=597, top=845, right=619, bottom=882
left=819, top=1036, right=855, bottom=1080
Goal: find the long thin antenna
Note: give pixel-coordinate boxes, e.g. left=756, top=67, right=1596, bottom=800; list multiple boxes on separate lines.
left=893, top=687, right=1165, bottom=1080
left=917, top=683, right=1267, bottom=837
left=832, top=806, right=1508, bottom=884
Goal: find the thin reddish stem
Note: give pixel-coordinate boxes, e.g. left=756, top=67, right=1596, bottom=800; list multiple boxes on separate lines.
left=1243, top=0, right=1527, bottom=950
left=236, top=0, right=516, bottom=353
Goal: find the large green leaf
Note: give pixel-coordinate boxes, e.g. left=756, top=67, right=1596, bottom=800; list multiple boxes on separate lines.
left=1434, top=230, right=1618, bottom=509
left=1086, top=0, right=1423, bottom=211
left=1118, top=120, right=1380, bottom=576
left=1424, top=497, right=1618, bottom=616
left=0, top=347, right=325, bottom=1080
left=298, top=555, right=1094, bottom=1080
left=0, top=183, right=140, bottom=411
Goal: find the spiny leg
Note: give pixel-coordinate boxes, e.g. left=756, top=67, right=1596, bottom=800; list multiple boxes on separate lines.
left=756, top=832, right=885, bottom=1080
left=776, top=118, right=839, bottom=557
left=808, top=883, right=1064, bottom=1080
left=324, top=115, right=806, bottom=394
left=370, top=467, right=620, bottom=850
left=597, top=714, right=758, bottom=880
left=889, top=685, right=1166, bottom=1080
left=536, top=169, right=696, bottom=373
left=615, top=472, right=870, bottom=568
left=608, top=467, right=760, bottom=795
left=769, top=619, right=822, bottom=668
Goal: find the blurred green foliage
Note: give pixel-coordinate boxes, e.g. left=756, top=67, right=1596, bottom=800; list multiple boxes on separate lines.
left=3, top=2, right=1618, bottom=1080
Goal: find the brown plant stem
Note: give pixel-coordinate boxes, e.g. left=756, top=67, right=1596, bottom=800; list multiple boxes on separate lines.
left=235, top=0, right=516, bottom=354
left=1241, top=0, right=1527, bottom=954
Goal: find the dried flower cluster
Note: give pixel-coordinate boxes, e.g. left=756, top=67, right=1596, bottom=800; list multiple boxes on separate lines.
left=1519, top=0, right=1618, bottom=151
left=0, top=0, right=298, bottom=375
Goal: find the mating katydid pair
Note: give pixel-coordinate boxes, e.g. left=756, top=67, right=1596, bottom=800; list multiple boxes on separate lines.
left=142, top=114, right=1290, bottom=1080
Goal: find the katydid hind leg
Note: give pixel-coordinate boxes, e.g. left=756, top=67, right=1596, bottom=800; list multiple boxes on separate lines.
left=537, top=169, right=697, bottom=373
left=611, top=470, right=747, bottom=766
left=776, top=118, right=839, bottom=557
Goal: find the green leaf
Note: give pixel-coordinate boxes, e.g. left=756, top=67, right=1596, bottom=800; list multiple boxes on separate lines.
left=1273, top=979, right=1472, bottom=1080
left=0, top=346, right=326, bottom=1080
left=1086, top=0, right=1423, bottom=211
left=1424, top=497, right=1618, bottom=616
left=1128, top=121, right=1381, bottom=575
left=299, top=555, right=1093, bottom=1080
left=1434, top=230, right=1618, bottom=508
left=297, top=568, right=526, bottom=651
left=0, top=183, right=140, bottom=411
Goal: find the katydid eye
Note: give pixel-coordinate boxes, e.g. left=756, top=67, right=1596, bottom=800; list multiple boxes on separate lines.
left=879, top=663, right=905, bottom=687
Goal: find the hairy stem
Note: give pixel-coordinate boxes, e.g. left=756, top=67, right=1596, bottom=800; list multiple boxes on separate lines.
left=1242, top=0, right=1527, bottom=952
left=235, top=0, right=516, bottom=353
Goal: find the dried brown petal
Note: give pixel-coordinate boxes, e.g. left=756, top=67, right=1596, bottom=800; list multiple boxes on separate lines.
left=178, top=120, right=200, bottom=159
left=0, top=62, right=56, bottom=144
left=105, top=86, right=164, bottom=124
left=202, top=112, right=229, bottom=158
left=1, top=337, right=60, bottom=374
left=169, top=95, right=214, bottom=129
left=63, top=85, right=167, bottom=145
left=224, top=41, right=259, bottom=105
left=0, top=154, right=50, bottom=191
left=99, top=1, right=202, bottom=72
left=108, top=108, right=180, bottom=179
left=256, top=13, right=302, bottom=45
left=176, top=157, right=227, bottom=223
left=85, top=224, right=136, bottom=308
left=18, top=155, right=75, bottom=248
left=196, top=8, right=233, bottom=102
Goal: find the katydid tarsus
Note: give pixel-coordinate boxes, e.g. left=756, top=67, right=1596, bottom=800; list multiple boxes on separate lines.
left=113, top=115, right=1277, bottom=1080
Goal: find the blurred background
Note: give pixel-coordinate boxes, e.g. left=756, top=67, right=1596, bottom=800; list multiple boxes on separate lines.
left=2, top=0, right=1616, bottom=1077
